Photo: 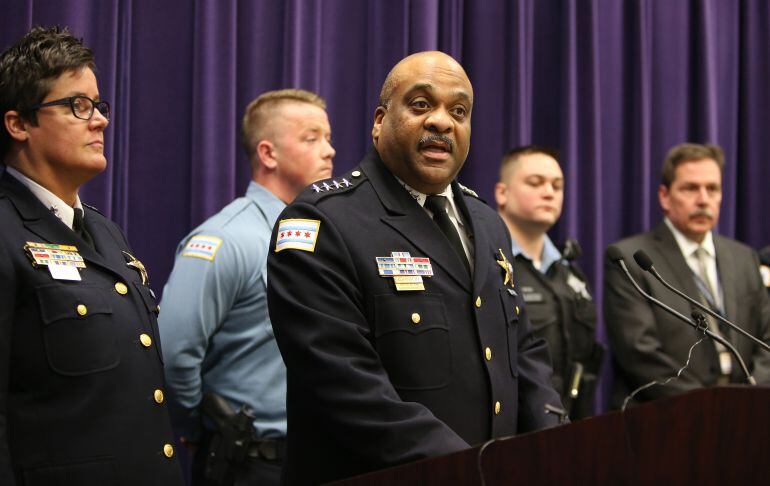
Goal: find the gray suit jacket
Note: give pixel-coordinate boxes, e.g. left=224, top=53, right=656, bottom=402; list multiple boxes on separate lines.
left=603, top=222, right=770, bottom=407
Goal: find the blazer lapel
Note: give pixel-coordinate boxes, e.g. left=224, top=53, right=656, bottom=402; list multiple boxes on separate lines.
left=714, top=235, right=737, bottom=321
left=361, top=148, right=472, bottom=292
left=651, top=222, right=703, bottom=301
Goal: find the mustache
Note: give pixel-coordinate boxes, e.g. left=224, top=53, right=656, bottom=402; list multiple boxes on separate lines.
left=690, top=208, right=714, bottom=219
left=417, top=134, right=454, bottom=152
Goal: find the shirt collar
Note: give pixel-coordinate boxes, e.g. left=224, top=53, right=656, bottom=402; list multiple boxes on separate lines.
left=393, top=176, right=454, bottom=208
left=5, top=166, right=83, bottom=230
left=394, top=176, right=467, bottom=227
left=664, top=217, right=716, bottom=258
left=511, top=233, right=562, bottom=273
left=246, top=180, right=286, bottom=223
left=394, top=176, right=429, bottom=206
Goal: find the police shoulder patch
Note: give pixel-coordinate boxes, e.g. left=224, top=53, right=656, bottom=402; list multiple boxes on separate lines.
left=182, top=235, right=223, bottom=261
left=275, top=219, right=321, bottom=253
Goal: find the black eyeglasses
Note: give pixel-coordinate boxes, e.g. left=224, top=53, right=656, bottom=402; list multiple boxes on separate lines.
left=31, top=95, right=110, bottom=121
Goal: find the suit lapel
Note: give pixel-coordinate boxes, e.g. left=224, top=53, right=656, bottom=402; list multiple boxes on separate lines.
left=651, top=222, right=702, bottom=300
left=714, top=235, right=737, bottom=320
left=361, top=148, right=472, bottom=292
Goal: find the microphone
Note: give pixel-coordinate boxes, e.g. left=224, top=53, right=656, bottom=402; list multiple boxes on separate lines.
left=633, top=250, right=770, bottom=353
left=561, top=238, right=582, bottom=261
left=607, top=246, right=756, bottom=385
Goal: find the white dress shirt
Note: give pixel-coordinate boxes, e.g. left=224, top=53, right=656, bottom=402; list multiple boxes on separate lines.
left=664, top=217, right=722, bottom=309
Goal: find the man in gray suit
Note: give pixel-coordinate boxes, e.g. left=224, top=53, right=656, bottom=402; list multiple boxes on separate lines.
left=604, top=143, right=770, bottom=407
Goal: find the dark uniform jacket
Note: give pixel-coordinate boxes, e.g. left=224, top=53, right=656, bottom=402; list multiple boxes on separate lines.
left=604, top=222, right=770, bottom=407
left=267, top=148, right=562, bottom=485
left=0, top=172, right=183, bottom=486
left=515, top=255, right=603, bottom=419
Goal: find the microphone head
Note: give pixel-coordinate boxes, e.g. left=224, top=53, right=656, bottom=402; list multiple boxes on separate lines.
left=561, top=238, right=582, bottom=261
left=633, top=250, right=654, bottom=272
left=606, top=245, right=624, bottom=263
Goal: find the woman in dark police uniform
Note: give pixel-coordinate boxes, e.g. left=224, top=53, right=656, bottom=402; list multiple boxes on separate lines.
left=0, top=27, right=183, bottom=486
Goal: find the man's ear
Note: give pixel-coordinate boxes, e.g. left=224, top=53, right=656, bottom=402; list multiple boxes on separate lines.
left=256, top=140, right=277, bottom=170
left=494, top=182, right=508, bottom=210
left=658, top=184, right=670, bottom=213
left=4, top=110, right=30, bottom=142
left=371, top=106, right=386, bottom=143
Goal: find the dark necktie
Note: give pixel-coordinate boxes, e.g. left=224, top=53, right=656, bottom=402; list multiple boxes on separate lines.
left=424, top=195, right=470, bottom=274
left=73, top=207, right=95, bottom=249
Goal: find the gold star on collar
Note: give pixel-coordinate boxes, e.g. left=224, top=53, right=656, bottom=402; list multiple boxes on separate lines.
left=496, top=248, right=513, bottom=287
left=123, top=251, right=149, bottom=285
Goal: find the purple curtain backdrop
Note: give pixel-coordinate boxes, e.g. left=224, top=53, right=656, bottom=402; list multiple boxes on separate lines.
left=2, top=0, right=770, bottom=413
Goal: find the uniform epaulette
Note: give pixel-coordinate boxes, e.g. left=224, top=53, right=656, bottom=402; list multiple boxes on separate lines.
left=83, top=202, right=104, bottom=215
left=458, top=183, right=480, bottom=199
left=301, top=169, right=365, bottom=202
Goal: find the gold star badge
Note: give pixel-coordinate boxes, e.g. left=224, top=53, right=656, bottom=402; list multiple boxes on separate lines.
left=496, top=248, right=513, bottom=287
left=123, top=251, right=149, bottom=285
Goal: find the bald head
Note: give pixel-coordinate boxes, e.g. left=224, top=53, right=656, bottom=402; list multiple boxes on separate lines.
left=378, top=51, right=473, bottom=109
left=372, top=51, right=473, bottom=194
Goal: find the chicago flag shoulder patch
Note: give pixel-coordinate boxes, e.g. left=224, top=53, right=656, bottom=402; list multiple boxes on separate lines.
left=182, top=235, right=223, bottom=261
left=275, top=219, right=321, bottom=253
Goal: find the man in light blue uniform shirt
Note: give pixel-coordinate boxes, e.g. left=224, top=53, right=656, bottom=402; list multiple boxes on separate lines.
left=159, top=89, right=335, bottom=486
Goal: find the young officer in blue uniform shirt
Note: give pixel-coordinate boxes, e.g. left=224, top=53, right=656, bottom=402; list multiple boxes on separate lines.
left=267, top=52, right=564, bottom=485
left=0, top=27, right=183, bottom=485
left=159, top=89, right=335, bottom=486
left=495, top=146, right=603, bottom=419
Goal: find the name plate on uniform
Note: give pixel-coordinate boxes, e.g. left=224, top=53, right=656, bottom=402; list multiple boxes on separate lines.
left=392, top=276, right=425, bottom=291
left=24, top=242, right=85, bottom=281
left=521, top=286, right=544, bottom=303
left=376, top=252, right=433, bottom=291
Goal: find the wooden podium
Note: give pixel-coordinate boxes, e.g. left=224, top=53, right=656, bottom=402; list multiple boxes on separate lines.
left=331, top=387, right=770, bottom=485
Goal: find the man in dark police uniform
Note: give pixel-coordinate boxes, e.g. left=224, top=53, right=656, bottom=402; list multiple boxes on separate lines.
left=495, top=146, right=603, bottom=419
left=0, top=27, right=183, bottom=485
left=267, top=51, right=563, bottom=485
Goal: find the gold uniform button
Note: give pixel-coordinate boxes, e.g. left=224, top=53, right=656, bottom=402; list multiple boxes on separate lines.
left=485, top=347, right=492, bottom=361
left=475, top=296, right=482, bottom=308
left=114, top=282, right=128, bottom=295
left=76, top=304, right=88, bottom=316
left=139, top=333, right=152, bottom=347
left=515, top=306, right=520, bottom=316
left=154, top=389, right=165, bottom=404
left=163, top=443, right=174, bottom=458
left=494, top=401, right=501, bottom=415
left=155, top=305, right=161, bottom=313
left=411, top=312, right=421, bottom=324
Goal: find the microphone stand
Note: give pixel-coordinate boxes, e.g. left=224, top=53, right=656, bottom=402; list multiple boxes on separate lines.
left=633, top=250, right=770, bottom=353
left=690, top=311, right=756, bottom=386
left=607, top=248, right=756, bottom=386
